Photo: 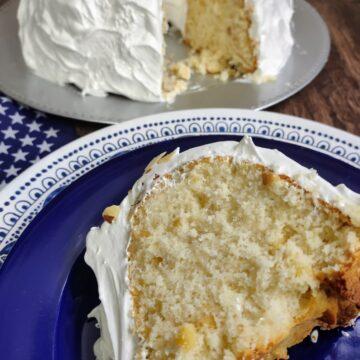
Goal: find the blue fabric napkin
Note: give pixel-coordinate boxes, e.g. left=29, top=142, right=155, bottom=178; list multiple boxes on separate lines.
left=0, top=93, right=77, bottom=189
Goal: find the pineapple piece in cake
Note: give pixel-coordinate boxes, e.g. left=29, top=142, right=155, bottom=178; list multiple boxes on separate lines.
left=176, top=323, right=198, bottom=351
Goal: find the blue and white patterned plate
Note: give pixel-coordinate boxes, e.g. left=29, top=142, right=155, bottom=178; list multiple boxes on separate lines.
left=0, top=109, right=359, bottom=265
left=0, top=109, right=359, bottom=360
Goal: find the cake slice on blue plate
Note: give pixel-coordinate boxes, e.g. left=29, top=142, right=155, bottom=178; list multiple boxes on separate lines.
left=86, top=137, right=360, bottom=359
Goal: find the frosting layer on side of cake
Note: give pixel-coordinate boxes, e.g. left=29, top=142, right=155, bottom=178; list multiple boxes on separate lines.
left=17, top=0, right=165, bottom=102
left=18, top=0, right=294, bottom=102
left=85, top=137, right=360, bottom=360
left=164, top=0, right=188, bottom=34
left=246, top=0, right=294, bottom=80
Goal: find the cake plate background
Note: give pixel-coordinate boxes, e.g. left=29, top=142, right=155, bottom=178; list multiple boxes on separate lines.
left=0, top=0, right=330, bottom=124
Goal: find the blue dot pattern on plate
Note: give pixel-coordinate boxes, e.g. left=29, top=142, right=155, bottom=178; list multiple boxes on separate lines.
left=0, top=112, right=359, bottom=267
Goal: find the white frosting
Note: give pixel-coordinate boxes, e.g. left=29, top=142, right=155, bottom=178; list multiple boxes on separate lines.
left=246, top=0, right=294, bottom=79
left=164, top=0, right=188, bottom=34
left=85, top=188, right=138, bottom=359
left=17, top=0, right=164, bottom=102
left=17, top=0, right=293, bottom=101
left=17, top=0, right=294, bottom=102
left=85, top=136, right=360, bottom=360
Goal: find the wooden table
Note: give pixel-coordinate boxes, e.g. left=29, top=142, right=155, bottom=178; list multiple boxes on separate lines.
left=272, top=0, right=360, bottom=136
left=2, top=0, right=359, bottom=137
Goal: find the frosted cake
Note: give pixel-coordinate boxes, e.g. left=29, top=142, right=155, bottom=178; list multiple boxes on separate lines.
left=85, top=137, right=360, bottom=359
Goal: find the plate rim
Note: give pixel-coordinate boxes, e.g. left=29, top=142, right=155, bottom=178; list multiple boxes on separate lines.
left=0, top=108, right=359, bottom=265
left=0, top=0, right=331, bottom=124
left=0, top=131, right=359, bottom=360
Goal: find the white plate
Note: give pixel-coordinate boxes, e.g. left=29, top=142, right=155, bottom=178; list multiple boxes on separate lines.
left=0, top=108, right=359, bottom=265
left=0, top=0, right=330, bottom=124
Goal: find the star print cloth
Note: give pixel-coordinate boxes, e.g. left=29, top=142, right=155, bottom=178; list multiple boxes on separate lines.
left=0, top=93, right=76, bottom=190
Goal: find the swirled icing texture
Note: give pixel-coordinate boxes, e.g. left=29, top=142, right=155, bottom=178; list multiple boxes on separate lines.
left=85, top=136, right=360, bottom=360
left=246, top=0, right=294, bottom=79
left=17, top=0, right=164, bottom=102
left=17, top=0, right=294, bottom=101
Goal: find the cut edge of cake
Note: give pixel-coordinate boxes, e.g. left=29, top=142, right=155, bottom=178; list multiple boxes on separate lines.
left=85, top=137, right=360, bottom=359
left=163, top=0, right=295, bottom=100
left=18, top=0, right=294, bottom=103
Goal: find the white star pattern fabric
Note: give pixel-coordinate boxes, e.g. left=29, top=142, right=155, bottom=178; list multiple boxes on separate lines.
left=9, top=112, right=25, bottom=124
left=37, top=140, right=52, bottom=153
left=0, top=93, right=76, bottom=189
left=0, top=104, right=7, bottom=116
left=19, top=135, right=36, bottom=147
left=27, top=121, right=42, bottom=133
left=2, top=127, right=19, bottom=139
left=12, top=149, right=28, bottom=162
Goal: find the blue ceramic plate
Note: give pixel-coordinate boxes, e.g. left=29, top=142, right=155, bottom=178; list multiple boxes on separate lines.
left=0, top=109, right=359, bottom=359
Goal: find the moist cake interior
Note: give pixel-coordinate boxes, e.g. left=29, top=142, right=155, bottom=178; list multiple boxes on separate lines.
left=164, top=0, right=257, bottom=95
left=128, top=158, right=359, bottom=359
left=184, top=0, right=257, bottom=76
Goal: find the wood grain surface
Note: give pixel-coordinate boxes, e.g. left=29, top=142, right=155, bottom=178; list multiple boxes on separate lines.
left=271, top=0, right=360, bottom=135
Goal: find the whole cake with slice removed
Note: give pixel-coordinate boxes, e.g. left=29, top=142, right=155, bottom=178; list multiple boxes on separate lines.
left=17, top=0, right=294, bottom=102
left=85, top=137, right=360, bottom=359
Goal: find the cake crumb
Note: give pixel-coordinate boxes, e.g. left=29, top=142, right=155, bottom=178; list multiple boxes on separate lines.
left=219, top=70, right=230, bottom=82
left=102, top=205, right=120, bottom=223
left=170, top=62, right=192, bottom=81
left=310, top=329, right=319, bottom=343
left=163, top=74, right=188, bottom=102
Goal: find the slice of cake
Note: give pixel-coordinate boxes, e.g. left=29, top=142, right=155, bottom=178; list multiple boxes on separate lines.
left=85, top=137, right=360, bottom=359
left=17, top=0, right=294, bottom=102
